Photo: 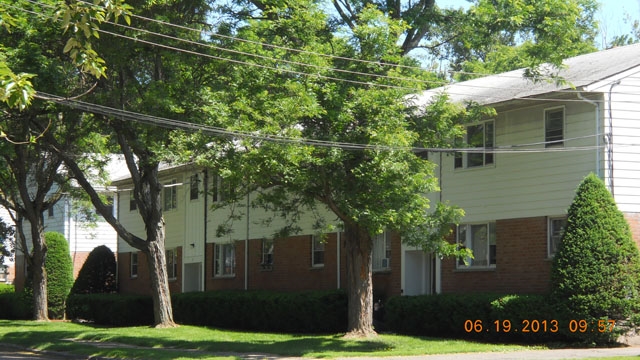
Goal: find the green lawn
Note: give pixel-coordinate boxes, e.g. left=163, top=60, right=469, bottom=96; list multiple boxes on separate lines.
left=0, top=320, right=540, bottom=359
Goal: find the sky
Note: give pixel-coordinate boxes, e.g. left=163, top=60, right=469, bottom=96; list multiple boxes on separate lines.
left=440, top=0, right=640, bottom=48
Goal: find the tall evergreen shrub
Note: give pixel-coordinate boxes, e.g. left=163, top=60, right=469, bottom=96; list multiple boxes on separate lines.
left=70, top=245, right=117, bottom=294
left=45, top=232, right=74, bottom=319
left=551, top=174, right=640, bottom=343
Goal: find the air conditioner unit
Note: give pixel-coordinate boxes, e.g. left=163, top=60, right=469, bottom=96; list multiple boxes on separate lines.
left=381, top=258, right=390, bottom=268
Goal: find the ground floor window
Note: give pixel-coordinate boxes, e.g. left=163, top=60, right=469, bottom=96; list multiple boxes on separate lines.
left=262, top=239, right=274, bottom=267
left=548, top=216, right=567, bottom=258
left=130, top=252, right=138, bottom=278
left=372, top=232, right=391, bottom=271
left=311, top=235, right=325, bottom=267
left=166, top=248, right=178, bottom=280
left=214, top=243, right=236, bottom=277
left=457, top=223, right=496, bottom=269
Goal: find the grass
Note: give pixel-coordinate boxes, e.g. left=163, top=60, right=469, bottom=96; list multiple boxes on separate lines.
left=0, top=320, right=541, bottom=359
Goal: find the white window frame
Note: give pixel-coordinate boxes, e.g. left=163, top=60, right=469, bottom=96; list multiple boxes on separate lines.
left=544, top=107, right=565, bottom=148
left=189, top=174, right=199, bottom=201
left=163, top=180, right=178, bottom=211
left=166, top=248, right=178, bottom=280
left=372, top=232, right=391, bottom=271
left=130, top=252, right=138, bottom=278
left=212, top=175, right=233, bottom=203
left=548, top=216, right=567, bottom=258
left=262, top=239, right=274, bottom=267
left=129, top=190, right=137, bottom=211
left=455, top=120, right=495, bottom=169
left=214, top=243, right=236, bottom=277
left=311, top=235, right=325, bottom=267
left=456, top=222, right=496, bottom=269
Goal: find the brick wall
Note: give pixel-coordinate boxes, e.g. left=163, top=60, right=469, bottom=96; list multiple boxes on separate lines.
left=118, top=247, right=183, bottom=296
left=372, top=232, right=402, bottom=300
left=441, top=217, right=552, bottom=294
left=70, top=251, right=90, bottom=279
left=625, top=213, right=640, bottom=248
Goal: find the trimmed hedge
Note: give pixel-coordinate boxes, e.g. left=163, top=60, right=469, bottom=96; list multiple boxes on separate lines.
left=66, top=293, right=154, bottom=326
left=44, top=232, right=74, bottom=319
left=0, top=292, right=32, bottom=320
left=70, top=245, right=118, bottom=295
left=385, top=293, right=571, bottom=343
left=172, top=290, right=347, bottom=333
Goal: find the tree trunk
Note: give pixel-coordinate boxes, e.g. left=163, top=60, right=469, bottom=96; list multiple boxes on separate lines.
left=30, top=220, right=48, bottom=321
left=145, top=217, right=176, bottom=328
left=344, top=223, right=376, bottom=337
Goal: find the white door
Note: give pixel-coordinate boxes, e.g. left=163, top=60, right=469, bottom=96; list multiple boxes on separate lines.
left=403, top=250, right=433, bottom=296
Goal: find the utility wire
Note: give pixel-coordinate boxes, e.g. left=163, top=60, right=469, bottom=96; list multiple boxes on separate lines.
left=35, top=91, right=612, bottom=154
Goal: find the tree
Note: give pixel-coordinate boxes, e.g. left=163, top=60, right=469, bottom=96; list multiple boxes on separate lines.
left=70, top=245, right=117, bottom=295
left=0, top=0, right=129, bottom=321
left=47, top=0, right=217, bottom=327
left=43, top=232, right=73, bottom=319
left=551, top=173, right=640, bottom=342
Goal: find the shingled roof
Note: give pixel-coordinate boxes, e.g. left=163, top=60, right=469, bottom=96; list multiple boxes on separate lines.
left=411, top=43, right=640, bottom=107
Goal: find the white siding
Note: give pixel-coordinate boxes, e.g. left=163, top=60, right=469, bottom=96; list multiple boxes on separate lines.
left=608, top=71, right=640, bottom=212
left=434, top=100, right=602, bottom=223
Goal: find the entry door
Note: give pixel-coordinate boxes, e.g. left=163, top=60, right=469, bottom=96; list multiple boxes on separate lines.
left=404, top=250, right=433, bottom=296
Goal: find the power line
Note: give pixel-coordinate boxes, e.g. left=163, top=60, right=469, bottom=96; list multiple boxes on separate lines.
left=35, top=91, right=612, bottom=154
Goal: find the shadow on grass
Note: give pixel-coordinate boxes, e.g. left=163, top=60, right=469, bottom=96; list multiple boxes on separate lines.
left=0, top=325, right=391, bottom=359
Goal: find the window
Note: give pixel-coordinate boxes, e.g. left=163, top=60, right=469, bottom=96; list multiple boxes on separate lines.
left=190, top=174, right=199, bottom=201
left=129, top=191, right=137, bottom=211
left=311, top=235, right=325, bottom=267
left=130, top=252, right=138, bottom=278
left=545, top=108, right=564, bottom=147
left=163, top=180, right=177, bottom=211
left=548, top=217, right=567, bottom=257
left=261, top=239, right=274, bottom=267
left=98, top=195, right=114, bottom=216
left=455, top=120, right=494, bottom=169
left=212, top=176, right=234, bottom=203
left=372, top=232, right=391, bottom=271
left=457, top=223, right=496, bottom=269
left=166, top=249, right=178, bottom=280
left=47, top=206, right=54, bottom=218
left=214, top=243, right=235, bottom=276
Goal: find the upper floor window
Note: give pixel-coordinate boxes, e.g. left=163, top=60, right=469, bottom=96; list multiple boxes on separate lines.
left=545, top=107, right=564, bottom=147
left=548, top=216, right=567, bottom=258
left=455, top=120, right=494, bottom=169
left=129, top=191, right=137, bottom=211
left=457, top=223, right=496, bottom=269
left=212, top=176, right=234, bottom=203
left=311, top=235, right=325, bottom=267
left=214, top=243, right=236, bottom=277
left=47, top=206, right=54, bottom=218
left=163, top=180, right=178, bottom=211
left=190, top=174, right=199, bottom=201
left=372, top=232, right=391, bottom=271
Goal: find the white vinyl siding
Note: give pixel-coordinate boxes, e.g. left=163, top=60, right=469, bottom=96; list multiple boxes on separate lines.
left=437, top=100, right=600, bottom=223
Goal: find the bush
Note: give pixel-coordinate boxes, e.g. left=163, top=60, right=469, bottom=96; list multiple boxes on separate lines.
left=172, top=290, right=347, bottom=333
left=551, top=174, right=640, bottom=344
left=0, top=284, right=14, bottom=294
left=66, top=293, right=154, bottom=326
left=0, top=291, right=32, bottom=320
left=385, top=293, right=571, bottom=343
left=70, top=245, right=117, bottom=294
left=44, top=232, right=74, bottom=319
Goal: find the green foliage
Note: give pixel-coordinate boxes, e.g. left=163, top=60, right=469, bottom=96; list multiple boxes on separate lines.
left=66, top=293, right=154, bottom=326
left=0, top=283, right=14, bottom=294
left=0, top=217, right=13, bottom=265
left=44, top=232, right=74, bottom=319
left=385, top=294, right=569, bottom=343
left=172, top=290, right=347, bottom=333
left=551, top=174, right=640, bottom=344
left=70, top=245, right=117, bottom=295
left=0, top=291, right=31, bottom=320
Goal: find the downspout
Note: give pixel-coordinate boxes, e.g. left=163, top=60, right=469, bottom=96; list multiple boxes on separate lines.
left=607, top=81, right=621, bottom=196
left=576, top=92, right=601, bottom=179
left=203, top=169, right=208, bottom=292
left=245, top=191, right=249, bottom=290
